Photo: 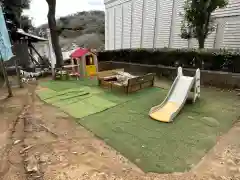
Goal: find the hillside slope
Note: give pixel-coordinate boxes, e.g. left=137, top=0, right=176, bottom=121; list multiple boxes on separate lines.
left=36, top=11, right=105, bottom=51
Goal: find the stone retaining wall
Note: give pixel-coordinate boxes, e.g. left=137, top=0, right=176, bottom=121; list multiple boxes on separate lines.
left=98, top=61, right=240, bottom=89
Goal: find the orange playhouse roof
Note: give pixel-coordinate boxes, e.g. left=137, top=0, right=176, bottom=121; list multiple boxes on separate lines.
left=70, top=48, right=92, bottom=58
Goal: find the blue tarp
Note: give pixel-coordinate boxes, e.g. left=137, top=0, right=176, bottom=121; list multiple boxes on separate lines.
left=0, top=5, right=13, bottom=61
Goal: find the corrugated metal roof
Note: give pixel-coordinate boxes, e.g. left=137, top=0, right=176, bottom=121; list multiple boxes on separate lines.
left=16, top=29, right=48, bottom=42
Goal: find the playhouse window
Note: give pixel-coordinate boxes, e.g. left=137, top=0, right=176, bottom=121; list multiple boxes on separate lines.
left=86, top=55, right=94, bottom=65
left=73, top=58, right=77, bottom=65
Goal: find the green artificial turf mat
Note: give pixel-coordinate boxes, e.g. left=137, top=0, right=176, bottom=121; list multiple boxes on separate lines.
left=62, top=96, right=117, bottom=118
left=40, top=81, right=82, bottom=91
left=51, top=93, right=92, bottom=107
left=39, top=78, right=98, bottom=91
left=78, top=87, right=240, bottom=173
left=37, top=80, right=124, bottom=118
left=36, top=88, right=56, bottom=100
left=45, top=91, right=89, bottom=104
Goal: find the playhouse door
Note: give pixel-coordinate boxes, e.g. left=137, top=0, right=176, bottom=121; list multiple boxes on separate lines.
left=85, top=55, right=96, bottom=76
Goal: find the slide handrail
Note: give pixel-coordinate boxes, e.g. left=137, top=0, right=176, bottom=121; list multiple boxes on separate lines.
left=149, top=67, right=182, bottom=114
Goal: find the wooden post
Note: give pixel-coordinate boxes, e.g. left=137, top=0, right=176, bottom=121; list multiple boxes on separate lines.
left=15, top=57, right=23, bottom=88
left=0, top=55, right=13, bottom=97
left=11, top=41, right=22, bottom=88
left=77, top=58, right=80, bottom=74
left=71, top=58, right=74, bottom=72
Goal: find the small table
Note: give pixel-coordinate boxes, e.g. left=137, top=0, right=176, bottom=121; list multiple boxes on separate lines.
left=63, top=65, right=79, bottom=69
left=63, top=65, right=80, bottom=80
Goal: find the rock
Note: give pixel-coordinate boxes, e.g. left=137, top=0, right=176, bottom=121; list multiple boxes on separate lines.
left=92, top=172, right=108, bottom=180
left=26, top=155, right=39, bottom=173
left=61, top=163, right=69, bottom=168
left=20, top=145, right=33, bottom=154
left=40, top=154, right=49, bottom=163
left=122, top=167, right=128, bottom=172
left=72, top=152, right=78, bottom=155
left=234, top=158, right=240, bottom=164
left=13, top=140, right=21, bottom=145
left=81, top=151, right=87, bottom=155
left=59, top=155, right=64, bottom=162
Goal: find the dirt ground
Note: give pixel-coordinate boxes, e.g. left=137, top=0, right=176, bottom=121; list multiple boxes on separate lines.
left=0, top=83, right=240, bottom=180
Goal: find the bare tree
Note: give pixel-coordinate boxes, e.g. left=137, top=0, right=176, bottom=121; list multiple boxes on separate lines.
left=45, top=0, right=63, bottom=68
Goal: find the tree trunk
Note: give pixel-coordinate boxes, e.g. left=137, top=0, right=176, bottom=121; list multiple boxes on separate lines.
left=46, top=0, right=63, bottom=68
left=198, top=36, right=205, bottom=49
left=15, top=58, right=23, bottom=88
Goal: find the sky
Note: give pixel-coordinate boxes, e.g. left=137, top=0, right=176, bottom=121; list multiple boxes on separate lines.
left=23, top=0, right=105, bottom=27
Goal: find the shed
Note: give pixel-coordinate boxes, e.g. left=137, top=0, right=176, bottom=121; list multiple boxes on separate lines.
left=8, top=29, right=49, bottom=69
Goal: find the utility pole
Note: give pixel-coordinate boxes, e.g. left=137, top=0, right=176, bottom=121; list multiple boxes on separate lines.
left=20, top=0, right=22, bottom=29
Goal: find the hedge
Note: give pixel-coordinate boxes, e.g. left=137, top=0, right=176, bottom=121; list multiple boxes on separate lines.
left=98, top=48, right=240, bottom=73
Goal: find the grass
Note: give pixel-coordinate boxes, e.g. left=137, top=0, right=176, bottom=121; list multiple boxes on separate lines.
left=78, top=87, right=240, bottom=173
left=39, top=79, right=240, bottom=173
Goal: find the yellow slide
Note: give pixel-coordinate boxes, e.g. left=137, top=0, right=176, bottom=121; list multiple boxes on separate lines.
left=149, top=102, right=179, bottom=122
left=149, top=67, right=200, bottom=123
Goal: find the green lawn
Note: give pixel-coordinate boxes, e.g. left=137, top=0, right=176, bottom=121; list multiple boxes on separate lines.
left=39, top=79, right=240, bottom=173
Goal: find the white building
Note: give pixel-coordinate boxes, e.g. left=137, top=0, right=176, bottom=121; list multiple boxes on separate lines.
left=104, top=0, right=240, bottom=50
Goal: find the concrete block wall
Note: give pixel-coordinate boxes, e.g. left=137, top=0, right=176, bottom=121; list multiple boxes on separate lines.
left=99, top=61, right=240, bottom=89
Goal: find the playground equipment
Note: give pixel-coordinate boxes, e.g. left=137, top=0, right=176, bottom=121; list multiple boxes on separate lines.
left=65, top=48, right=98, bottom=77
left=149, top=67, right=200, bottom=123
left=97, top=69, right=155, bottom=93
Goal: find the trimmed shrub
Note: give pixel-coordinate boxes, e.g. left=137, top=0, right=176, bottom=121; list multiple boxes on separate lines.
left=97, top=48, right=240, bottom=73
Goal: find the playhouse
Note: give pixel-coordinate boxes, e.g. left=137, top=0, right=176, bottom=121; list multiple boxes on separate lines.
left=66, top=48, right=98, bottom=77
